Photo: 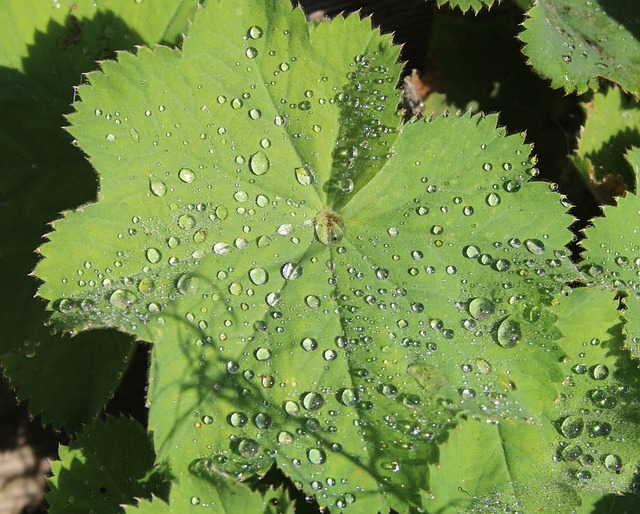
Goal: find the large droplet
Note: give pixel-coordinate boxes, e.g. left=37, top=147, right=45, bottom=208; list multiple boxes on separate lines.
left=468, top=297, right=494, bottom=320
left=109, top=289, right=137, bottom=309
left=146, top=247, right=162, bottom=263
left=249, top=151, right=270, bottom=175
left=149, top=176, right=167, bottom=197
left=248, top=26, right=264, bottom=39
left=560, top=415, right=584, bottom=439
left=281, top=262, right=302, bottom=280
left=295, top=167, right=313, bottom=186
left=249, top=267, right=269, bottom=285
left=179, top=167, right=196, bottom=183
left=525, top=239, right=545, bottom=255
left=237, top=438, right=259, bottom=458
left=302, top=392, right=324, bottom=411
left=496, top=318, right=521, bottom=348
left=315, top=207, right=345, bottom=246
left=307, top=448, right=327, bottom=465
left=177, top=273, right=201, bottom=295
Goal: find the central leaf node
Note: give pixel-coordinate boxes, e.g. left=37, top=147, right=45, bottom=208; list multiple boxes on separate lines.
left=314, top=207, right=345, bottom=246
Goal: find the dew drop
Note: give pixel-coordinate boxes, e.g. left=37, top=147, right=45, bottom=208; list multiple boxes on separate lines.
left=138, top=278, right=154, bottom=293
left=281, top=262, right=302, bottom=280
left=496, top=318, right=521, bottom=348
left=178, top=167, right=196, bottom=183
left=469, top=297, right=494, bottom=320
left=525, top=239, right=545, bottom=255
left=178, top=214, right=195, bottom=230
left=308, top=448, right=327, bottom=465
left=560, top=415, right=584, bottom=438
left=231, top=98, right=243, bottom=109
left=249, top=151, right=270, bottom=175
left=604, top=454, right=623, bottom=472
left=109, top=289, right=137, bottom=309
left=248, top=26, right=263, bottom=39
left=486, top=192, right=501, bottom=207
left=295, top=167, right=313, bottom=186
left=305, top=295, right=321, bottom=308
left=146, top=248, right=161, bottom=263
left=302, top=392, right=324, bottom=411
left=238, top=438, right=259, bottom=457
left=591, top=363, right=609, bottom=380
left=249, top=267, right=269, bottom=285
left=302, top=337, right=318, bottom=351
left=215, top=205, right=229, bottom=220
left=248, top=108, right=262, bottom=120
left=177, top=273, right=201, bottom=295
left=149, top=176, right=167, bottom=197
left=245, top=47, right=258, bottom=59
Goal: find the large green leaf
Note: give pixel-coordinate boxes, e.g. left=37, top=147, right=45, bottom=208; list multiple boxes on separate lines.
left=0, top=0, right=198, bottom=429
left=572, top=87, right=640, bottom=201
left=520, top=0, right=640, bottom=96
left=33, top=0, right=622, bottom=511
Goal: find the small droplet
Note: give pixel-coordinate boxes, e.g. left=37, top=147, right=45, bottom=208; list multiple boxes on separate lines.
left=245, top=47, right=258, bottom=59
left=106, top=133, right=116, bottom=142
left=301, top=337, right=318, bottom=351
left=146, top=248, right=161, bottom=263
left=305, top=295, right=321, bottom=308
left=231, top=98, right=243, bottom=109
left=486, top=192, right=501, bottom=207
left=248, top=108, right=262, bottom=120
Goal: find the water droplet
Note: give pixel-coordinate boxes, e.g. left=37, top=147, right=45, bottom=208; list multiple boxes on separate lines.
left=229, top=411, right=247, bottom=427
left=604, top=454, right=623, bottom=472
left=178, top=214, right=195, bottom=230
left=469, top=297, right=495, bottom=320
left=249, top=267, right=269, bottom=285
left=308, top=448, right=327, bottom=465
left=248, top=108, right=262, bottom=120
left=255, top=347, right=271, bottom=361
left=248, top=25, right=263, bottom=39
left=591, top=363, right=609, bottom=380
left=561, top=444, right=582, bottom=461
left=284, top=400, right=300, bottom=416
left=249, top=151, right=270, bottom=175
left=215, top=205, right=229, bottom=220
left=315, top=208, right=345, bottom=246
left=278, top=431, right=294, bottom=445
left=525, top=239, right=545, bottom=255
left=295, top=167, right=313, bottom=186
left=149, top=176, right=167, bottom=196
left=129, top=128, right=140, bottom=142
left=106, top=133, right=116, bottom=142
left=177, top=273, right=201, bottom=295
left=146, top=248, right=161, bottom=263
left=238, top=438, right=259, bottom=457
left=281, top=262, right=302, bottom=280
left=305, top=295, right=321, bottom=308
left=486, top=192, right=501, bottom=206
left=138, top=278, right=154, bottom=293
left=483, top=162, right=493, bottom=171
left=57, top=298, right=74, bottom=313
left=231, top=98, right=243, bottom=109
left=178, top=167, right=195, bottom=183
left=496, top=318, right=521, bottom=348
left=245, top=47, right=258, bottom=59
left=109, top=289, right=137, bottom=309
left=475, top=358, right=492, bottom=374
left=302, top=392, right=324, bottom=411
left=338, top=388, right=358, bottom=407
left=560, top=415, right=584, bottom=438
left=254, top=412, right=272, bottom=429
left=229, top=282, right=243, bottom=295
left=302, top=337, right=318, bottom=351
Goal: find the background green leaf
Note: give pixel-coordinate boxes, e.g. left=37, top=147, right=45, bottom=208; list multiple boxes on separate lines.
left=47, top=416, right=169, bottom=514
left=0, top=0, right=197, bottom=429
left=435, top=0, right=498, bottom=14
left=520, top=0, right=640, bottom=96
left=572, top=87, right=640, bottom=201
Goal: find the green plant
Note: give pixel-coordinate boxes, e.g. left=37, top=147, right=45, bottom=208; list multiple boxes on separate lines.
left=2, top=0, right=640, bottom=512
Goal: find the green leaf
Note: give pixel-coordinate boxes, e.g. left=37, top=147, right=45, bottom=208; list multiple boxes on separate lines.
left=47, top=416, right=169, bottom=514
left=426, top=287, right=639, bottom=512
left=520, top=0, right=640, bottom=96
left=0, top=0, right=197, bottom=429
left=580, top=170, right=640, bottom=359
left=124, top=472, right=263, bottom=513
left=35, top=0, right=594, bottom=511
left=435, top=0, right=498, bottom=14
left=1, top=330, right=134, bottom=431
left=572, top=87, right=640, bottom=200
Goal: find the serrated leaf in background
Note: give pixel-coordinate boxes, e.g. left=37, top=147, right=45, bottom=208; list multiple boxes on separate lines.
left=572, top=87, right=640, bottom=203
left=520, top=0, right=640, bottom=97
left=47, top=416, right=169, bottom=514
left=435, top=0, right=498, bottom=14
left=0, top=0, right=197, bottom=429
left=580, top=167, right=640, bottom=360
left=31, top=0, right=606, bottom=511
